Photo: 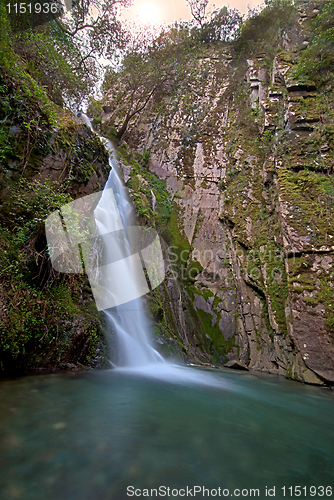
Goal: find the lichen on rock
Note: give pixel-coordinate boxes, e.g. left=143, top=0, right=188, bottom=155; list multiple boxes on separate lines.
left=91, top=0, right=334, bottom=384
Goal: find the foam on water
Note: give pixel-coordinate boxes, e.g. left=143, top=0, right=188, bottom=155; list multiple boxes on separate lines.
left=114, top=363, right=230, bottom=389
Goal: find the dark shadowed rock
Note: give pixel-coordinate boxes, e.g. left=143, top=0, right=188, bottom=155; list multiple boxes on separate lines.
left=224, top=360, right=249, bottom=371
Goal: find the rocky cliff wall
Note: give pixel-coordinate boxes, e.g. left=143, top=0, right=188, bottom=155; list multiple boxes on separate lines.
left=97, top=0, right=334, bottom=384
left=0, top=96, right=111, bottom=373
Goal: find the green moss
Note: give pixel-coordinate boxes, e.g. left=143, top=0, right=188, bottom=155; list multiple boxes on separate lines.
left=1, top=177, right=72, bottom=229
left=0, top=70, right=54, bottom=176
left=287, top=255, right=334, bottom=337
left=266, top=254, right=289, bottom=334
left=304, top=296, right=319, bottom=307
left=201, top=178, right=211, bottom=189
left=326, top=313, right=334, bottom=334
left=293, top=0, right=334, bottom=88
left=73, top=133, right=109, bottom=184
left=0, top=220, right=106, bottom=371
left=121, top=149, right=172, bottom=227
left=184, top=260, right=203, bottom=283
left=162, top=203, right=190, bottom=266
left=146, top=286, right=185, bottom=358
left=0, top=278, right=78, bottom=363
left=278, top=170, right=334, bottom=246
left=196, top=308, right=236, bottom=365
left=285, top=364, right=293, bottom=379
left=52, top=124, right=76, bottom=152
left=183, top=284, right=237, bottom=364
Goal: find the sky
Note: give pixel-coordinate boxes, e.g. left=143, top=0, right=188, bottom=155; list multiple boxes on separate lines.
left=119, top=0, right=264, bottom=26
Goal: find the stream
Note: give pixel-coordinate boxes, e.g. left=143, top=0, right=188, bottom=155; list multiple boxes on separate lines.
left=0, top=368, right=333, bottom=499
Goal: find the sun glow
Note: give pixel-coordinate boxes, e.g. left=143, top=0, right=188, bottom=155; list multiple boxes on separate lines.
left=137, top=3, right=160, bottom=25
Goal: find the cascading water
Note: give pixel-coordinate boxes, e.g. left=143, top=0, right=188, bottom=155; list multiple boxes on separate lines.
left=79, top=114, right=226, bottom=388
left=96, top=140, right=164, bottom=367
left=80, top=114, right=163, bottom=367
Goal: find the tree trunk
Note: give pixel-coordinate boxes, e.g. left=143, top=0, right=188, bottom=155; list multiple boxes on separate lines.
left=116, top=114, right=131, bottom=140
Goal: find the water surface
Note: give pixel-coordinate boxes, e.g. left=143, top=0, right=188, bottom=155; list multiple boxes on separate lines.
left=0, top=367, right=333, bottom=499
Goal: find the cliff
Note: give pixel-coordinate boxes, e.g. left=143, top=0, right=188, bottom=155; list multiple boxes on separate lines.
left=93, top=0, right=334, bottom=384
left=1, top=0, right=333, bottom=384
left=0, top=33, right=111, bottom=373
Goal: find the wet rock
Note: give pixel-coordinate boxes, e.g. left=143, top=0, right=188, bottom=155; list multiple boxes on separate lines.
left=224, top=360, right=249, bottom=370
left=99, top=21, right=334, bottom=383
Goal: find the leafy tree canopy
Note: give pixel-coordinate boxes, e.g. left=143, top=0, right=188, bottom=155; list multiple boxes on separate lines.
left=294, top=0, right=334, bottom=87
left=186, top=0, right=242, bottom=43
left=103, top=25, right=195, bottom=139
left=0, top=0, right=132, bottom=110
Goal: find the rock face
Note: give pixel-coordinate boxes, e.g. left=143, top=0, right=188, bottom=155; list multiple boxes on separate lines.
left=98, top=0, right=333, bottom=384
left=0, top=108, right=111, bottom=374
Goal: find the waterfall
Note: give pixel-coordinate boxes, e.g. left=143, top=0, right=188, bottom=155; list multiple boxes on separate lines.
left=80, top=114, right=163, bottom=367
left=78, top=114, right=226, bottom=389
left=97, top=139, right=164, bottom=367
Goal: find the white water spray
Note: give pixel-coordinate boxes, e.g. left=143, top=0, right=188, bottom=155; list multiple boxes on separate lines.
left=79, top=114, right=162, bottom=366
left=79, top=114, right=229, bottom=389
left=96, top=137, right=164, bottom=367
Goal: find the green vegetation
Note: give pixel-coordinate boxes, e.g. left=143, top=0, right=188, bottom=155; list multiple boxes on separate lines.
left=2, top=177, right=72, bottom=227
left=294, top=0, right=334, bottom=88
left=1, top=0, right=333, bottom=377
left=278, top=169, right=334, bottom=246
left=0, top=178, right=106, bottom=372
left=185, top=284, right=237, bottom=364
left=147, top=286, right=186, bottom=358
left=235, top=0, right=297, bottom=57
left=186, top=0, right=242, bottom=44
left=288, top=255, right=334, bottom=337
left=0, top=1, right=113, bottom=374
left=120, top=149, right=172, bottom=228
left=0, top=52, right=56, bottom=176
